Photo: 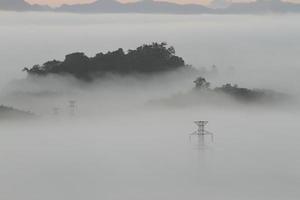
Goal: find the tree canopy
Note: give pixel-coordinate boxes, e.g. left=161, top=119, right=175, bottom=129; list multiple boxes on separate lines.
left=0, top=105, right=35, bottom=120
left=194, top=77, right=210, bottom=89
left=214, top=83, right=265, bottom=101
left=193, top=77, right=281, bottom=102
left=23, top=42, right=185, bottom=80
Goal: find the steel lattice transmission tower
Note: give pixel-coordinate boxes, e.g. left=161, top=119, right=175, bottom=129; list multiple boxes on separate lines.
left=190, top=121, right=214, bottom=142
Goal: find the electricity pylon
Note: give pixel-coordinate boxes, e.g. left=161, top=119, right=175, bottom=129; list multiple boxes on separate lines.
left=190, top=121, right=214, bottom=142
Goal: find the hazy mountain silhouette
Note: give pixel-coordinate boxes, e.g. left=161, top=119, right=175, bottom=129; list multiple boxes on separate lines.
left=57, top=0, right=211, bottom=14
left=221, top=0, right=300, bottom=14
left=0, top=0, right=50, bottom=11
left=0, top=0, right=30, bottom=10
left=1, top=0, right=300, bottom=14
left=56, top=0, right=300, bottom=14
left=209, top=0, right=231, bottom=9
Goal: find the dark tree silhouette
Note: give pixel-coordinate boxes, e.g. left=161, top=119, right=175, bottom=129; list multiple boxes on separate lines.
left=193, top=77, right=281, bottom=102
left=194, top=77, right=210, bottom=89
left=0, top=105, right=35, bottom=120
left=23, top=43, right=185, bottom=80
left=214, top=83, right=265, bottom=101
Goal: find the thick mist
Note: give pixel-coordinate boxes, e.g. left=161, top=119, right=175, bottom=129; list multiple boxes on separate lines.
left=1, top=12, right=300, bottom=94
left=0, top=11, right=300, bottom=200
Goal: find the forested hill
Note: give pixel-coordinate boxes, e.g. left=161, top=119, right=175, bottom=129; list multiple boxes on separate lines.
left=23, top=43, right=185, bottom=81
left=0, top=105, right=35, bottom=120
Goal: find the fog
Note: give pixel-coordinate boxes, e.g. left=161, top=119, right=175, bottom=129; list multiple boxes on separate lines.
left=0, top=11, right=300, bottom=200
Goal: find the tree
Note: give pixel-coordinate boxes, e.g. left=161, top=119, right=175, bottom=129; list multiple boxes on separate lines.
left=23, top=42, right=186, bottom=80
left=194, top=77, right=210, bottom=89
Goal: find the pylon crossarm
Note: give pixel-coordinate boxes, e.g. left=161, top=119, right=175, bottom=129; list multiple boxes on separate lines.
left=190, top=121, right=214, bottom=143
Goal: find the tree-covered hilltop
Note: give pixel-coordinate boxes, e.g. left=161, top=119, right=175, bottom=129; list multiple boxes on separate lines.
left=193, top=77, right=286, bottom=102
left=23, top=43, right=185, bottom=80
left=0, top=105, right=35, bottom=120
left=151, top=77, right=289, bottom=107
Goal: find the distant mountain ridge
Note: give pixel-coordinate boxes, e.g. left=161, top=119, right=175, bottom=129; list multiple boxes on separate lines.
left=0, top=0, right=50, bottom=11
left=57, top=0, right=211, bottom=14
left=220, top=0, right=300, bottom=14
left=1, top=0, right=300, bottom=14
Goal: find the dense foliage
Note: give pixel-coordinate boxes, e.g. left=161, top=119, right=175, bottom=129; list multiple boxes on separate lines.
left=214, top=84, right=265, bottom=101
left=194, top=77, right=211, bottom=89
left=0, top=105, right=35, bottom=119
left=194, top=77, right=280, bottom=102
left=23, top=43, right=185, bottom=80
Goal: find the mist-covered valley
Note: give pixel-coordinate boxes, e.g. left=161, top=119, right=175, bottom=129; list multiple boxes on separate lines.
left=0, top=11, right=300, bottom=200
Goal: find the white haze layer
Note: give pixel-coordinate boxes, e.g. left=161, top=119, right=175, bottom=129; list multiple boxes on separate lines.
left=0, top=12, right=300, bottom=200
